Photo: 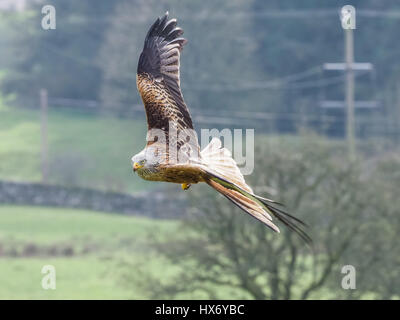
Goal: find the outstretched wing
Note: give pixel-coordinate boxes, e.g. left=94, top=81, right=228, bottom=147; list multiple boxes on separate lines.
left=137, top=12, right=199, bottom=163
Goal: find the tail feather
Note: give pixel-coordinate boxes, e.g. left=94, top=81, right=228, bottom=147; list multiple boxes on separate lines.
left=201, top=138, right=253, bottom=193
left=254, top=195, right=307, bottom=227
left=255, top=196, right=312, bottom=245
left=206, top=179, right=280, bottom=233
left=201, top=138, right=311, bottom=244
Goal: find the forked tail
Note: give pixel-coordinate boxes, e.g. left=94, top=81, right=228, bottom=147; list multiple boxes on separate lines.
left=201, top=138, right=312, bottom=245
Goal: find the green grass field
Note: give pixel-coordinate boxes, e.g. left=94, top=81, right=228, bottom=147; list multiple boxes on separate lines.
left=0, top=205, right=180, bottom=299
left=0, top=205, right=381, bottom=300
left=0, top=104, right=152, bottom=193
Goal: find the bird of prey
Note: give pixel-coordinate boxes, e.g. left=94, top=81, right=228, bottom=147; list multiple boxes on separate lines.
left=131, top=12, right=311, bottom=243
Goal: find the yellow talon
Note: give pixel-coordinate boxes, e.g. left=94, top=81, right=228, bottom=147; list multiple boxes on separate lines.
left=181, top=183, right=191, bottom=190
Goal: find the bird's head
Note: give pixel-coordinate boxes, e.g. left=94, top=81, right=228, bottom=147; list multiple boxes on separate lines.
left=131, top=151, right=147, bottom=173
left=131, top=147, right=162, bottom=174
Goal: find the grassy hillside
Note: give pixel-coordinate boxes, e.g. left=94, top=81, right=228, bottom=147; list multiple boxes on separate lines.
left=0, top=205, right=180, bottom=299
left=0, top=205, right=262, bottom=300
left=0, top=104, right=153, bottom=193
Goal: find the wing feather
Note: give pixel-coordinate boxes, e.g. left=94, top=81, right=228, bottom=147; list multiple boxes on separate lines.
left=137, top=12, right=192, bottom=132
left=137, top=12, right=198, bottom=163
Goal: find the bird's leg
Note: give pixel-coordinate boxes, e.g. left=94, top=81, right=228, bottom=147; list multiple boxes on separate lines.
left=181, top=183, right=191, bottom=190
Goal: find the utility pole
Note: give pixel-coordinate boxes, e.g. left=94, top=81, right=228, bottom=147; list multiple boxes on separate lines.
left=397, top=83, right=400, bottom=133
left=321, top=7, right=377, bottom=160
left=40, top=88, right=49, bottom=183
left=345, top=28, right=355, bottom=159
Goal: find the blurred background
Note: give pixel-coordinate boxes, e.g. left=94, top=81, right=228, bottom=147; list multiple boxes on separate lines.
left=0, top=0, right=399, bottom=299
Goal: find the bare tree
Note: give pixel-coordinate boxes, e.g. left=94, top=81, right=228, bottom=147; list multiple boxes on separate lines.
left=131, top=136, right=400, bottom=299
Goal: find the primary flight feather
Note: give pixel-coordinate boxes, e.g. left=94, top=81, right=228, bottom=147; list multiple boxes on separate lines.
left=132, top=12, right=311, bottom=244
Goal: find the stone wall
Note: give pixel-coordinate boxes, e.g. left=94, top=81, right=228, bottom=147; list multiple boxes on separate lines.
left=0, top=180, right=185, bottom=219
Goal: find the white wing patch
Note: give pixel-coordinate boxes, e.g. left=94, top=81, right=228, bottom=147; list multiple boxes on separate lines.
left=201, top=137, right=253, bottom=193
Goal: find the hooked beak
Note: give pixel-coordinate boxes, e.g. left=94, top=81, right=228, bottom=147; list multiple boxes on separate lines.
left=133, top=162, right=143, bottom=172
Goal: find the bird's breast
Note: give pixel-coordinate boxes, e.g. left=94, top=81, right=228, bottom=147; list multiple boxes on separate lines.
left=137, top=166, right=204, bottom=184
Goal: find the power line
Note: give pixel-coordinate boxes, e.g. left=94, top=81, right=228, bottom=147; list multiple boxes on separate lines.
left=12, top=93, right=400, bottom=141
left=34, top=40, right=358, bottom=92
left=186, top=69, right=369, bottom=92
left=15, top=93, right=389, bottom=127
left=188, top=66, right=321, bottom=91
left=39, top=44, right=368, bottom=92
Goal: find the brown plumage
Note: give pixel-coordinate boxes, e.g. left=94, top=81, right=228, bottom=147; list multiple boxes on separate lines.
left=131, top=12, right=311, bottom=244
left=136, top=12, right=196, bottom=162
